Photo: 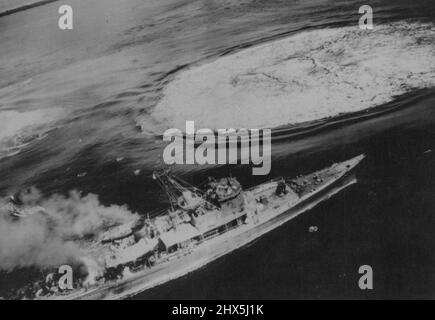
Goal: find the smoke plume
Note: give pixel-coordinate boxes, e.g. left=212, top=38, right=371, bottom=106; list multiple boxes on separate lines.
left=0, top=188, right=138, bottom=271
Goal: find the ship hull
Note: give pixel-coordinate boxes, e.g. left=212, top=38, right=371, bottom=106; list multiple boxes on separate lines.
left=62, top=155, right=363, bottom=300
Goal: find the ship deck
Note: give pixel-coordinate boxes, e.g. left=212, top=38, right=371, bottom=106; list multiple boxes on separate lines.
left=53, top=155, right=364, bottom=300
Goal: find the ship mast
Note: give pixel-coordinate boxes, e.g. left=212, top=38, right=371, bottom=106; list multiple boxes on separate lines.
left=152, top=169, right=204, bottom=209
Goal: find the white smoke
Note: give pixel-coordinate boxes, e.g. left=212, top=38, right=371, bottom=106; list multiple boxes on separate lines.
left=0, top=188, right=138, bottom=271
left=80, top=256, right=104, bottom=287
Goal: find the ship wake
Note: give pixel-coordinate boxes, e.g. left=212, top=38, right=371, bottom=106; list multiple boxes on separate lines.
left=149, top=22, right=435, bottom=130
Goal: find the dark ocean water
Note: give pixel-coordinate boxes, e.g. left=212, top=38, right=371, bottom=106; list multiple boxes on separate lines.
left=1, top=0, right=435, bottom=299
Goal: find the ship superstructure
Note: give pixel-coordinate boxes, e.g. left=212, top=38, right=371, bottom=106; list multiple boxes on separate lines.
left=28, top=154, right=365, bottom=300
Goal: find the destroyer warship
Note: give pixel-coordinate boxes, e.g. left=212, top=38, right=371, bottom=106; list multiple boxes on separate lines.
left=26, top=154, right=364, bottom=300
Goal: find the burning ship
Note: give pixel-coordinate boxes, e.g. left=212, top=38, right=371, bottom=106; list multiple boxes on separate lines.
left=30, top=154, right=364, bottom=300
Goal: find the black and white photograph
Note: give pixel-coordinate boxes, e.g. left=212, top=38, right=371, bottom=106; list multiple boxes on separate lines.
left=0, top=0, right=434, bottom=303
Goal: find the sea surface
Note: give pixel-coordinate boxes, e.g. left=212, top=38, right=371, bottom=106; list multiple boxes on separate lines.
left=0, top=0, right=435, bottom=299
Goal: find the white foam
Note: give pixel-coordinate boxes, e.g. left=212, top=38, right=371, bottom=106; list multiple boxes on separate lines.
left=151, top=22, right=435, bottom=130
left=0, top=108, right=62, bottom=155
left=0, top=110, right=45, bottom=139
